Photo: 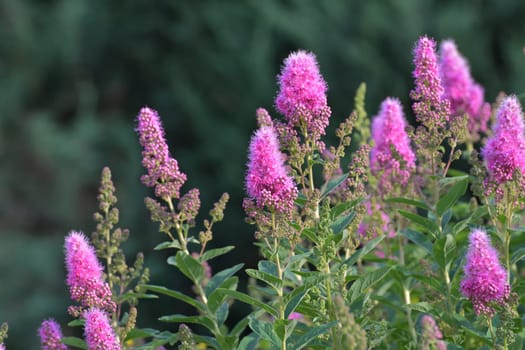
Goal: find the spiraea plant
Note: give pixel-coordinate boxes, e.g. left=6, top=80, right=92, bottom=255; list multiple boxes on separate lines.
left=3, top=34, right=525, bottom=350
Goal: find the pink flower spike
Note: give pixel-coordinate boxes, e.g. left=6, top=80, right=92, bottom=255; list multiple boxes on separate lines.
left=275, top=50, right=331, bottom=138
left=482, top=96, right=525, bottom=184
left=411, top=36, right=451, bottom=127
left=65, top=231, right=115, bottom=313
left=370, top=97, right=415, bottom=192
left=419, top=315, right=446, bottom=350
left=439, top=40, right=473, bottom=116
left=38, top=319, right=68, bottom=350
left=460, top=229, right=509, bottom=315
left=84, top=309, right=120, bottom=350
left=246, top=126, right=298, bottom=214
left=439, top=40, right=491, bottom=138
left=136, top=107, right=187, bottom=199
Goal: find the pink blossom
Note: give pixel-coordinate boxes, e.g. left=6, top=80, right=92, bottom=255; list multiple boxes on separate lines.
left=246, top=126, right=297, bottom=214
left=0, top=344, right=5, bottom=350
left=275, top=50, right=331, bottom=139
left=419, top=315, right=446, bottom=350
left=136, top=107, right=187, bottom=199
left=38, top=319, right=68, bottom=350
left=460, top=229, right=509, bottom=315
left=411, top=36, right=451, bottom=128
left=65, top=231, right=115, bottom=313
left=84, top=309, right=120, bottom=350
left=482, top=96, right=525, bottom=184
left=288, top=312, right=304, bottom=321
left=370, top=98, right=415, bottom=191
left=439, top=40, right=490, bottom=137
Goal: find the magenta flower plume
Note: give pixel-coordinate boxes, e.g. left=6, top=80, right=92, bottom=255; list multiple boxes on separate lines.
left=439, top=40, right=490, bottom=137
left=460, top=229, right=509, bottom=315
left=65, top=231, right=115, bottom=313
left=84, top=309, right=120, bottom=350
left=482, top=96, right=525, bottom=184
left=0, top=344, right=4, bottom=350
left=38, top=319, right=68, bottom=350
left=411, top=36, right=451, bottom=127
left=275, top=50, right=331, bottom=139
left=246, top=126, right=298, bottom=214
left=419, top=315, right=446, bottom=350
left=137, top=107, right=187, bottom=199
left=370, top=98, right=415, bottom=192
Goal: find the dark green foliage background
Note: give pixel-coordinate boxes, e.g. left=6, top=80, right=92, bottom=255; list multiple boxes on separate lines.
left=0, top=0, right=524, bottom=348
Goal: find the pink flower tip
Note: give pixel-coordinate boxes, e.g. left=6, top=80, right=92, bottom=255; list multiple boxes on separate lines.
left=136, top=106, right=187, bottom=199
left=246, top=126, right=297, bottom=214
left=482, top=96, right=525, bottom=184
left=275, top=50, right=330, bottom=138
left=84, top=309, right=120, bottom=350
left=370, top=97, right=415, bottom=191
left=288, top=312, right=304, bottom=321
left=460, top=229, right=509, bottom=315
left=65, top=231, right=115, bottom=312
left=38, top=319, right=68, bottom=350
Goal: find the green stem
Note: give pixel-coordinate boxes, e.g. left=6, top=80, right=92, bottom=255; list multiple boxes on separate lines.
left=166, top=197, right=189, bottom=254
left=488, top=317, right=497, bottom=349
left=272, top=211, right=287, bottom=350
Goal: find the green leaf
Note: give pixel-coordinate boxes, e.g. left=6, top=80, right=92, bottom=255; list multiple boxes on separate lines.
left=200, top=246, right=235, bottom=262
left=341, top=235, right=384, bottom=267
left=404, top=302, right=432, bottom=313
left=349, top=266, right=392, bottom=303
left=398, top=210, right=439, bottom=234
left=159, top=314, right=216, bottom=332
left=386, top=197, right=430, bottom=211
left=301, top=228, right=319, bottom=244
left=249, top=317, right=280, bottom=347
left=207, top=276, right=238, bottom=313
left=168, top=251, right=204, bottom=283
left=246, top=269, right=283, bottom=291
left=218, top=289, right=279, bottom=317
left=204, top=263, right=243, bottom=297
left=124, top=328, right=159, bottom=341
left=142, top=284, right=205, bottom=311
left=237, top=333, right=259, bottom=350
left=401, top=228, right=432, bottom=254
left=290, top=322, right=337, bottom=350
left=330, top=211, right=356, bottom=234
left=216, top=301, right=229, bottom=326
left=433, top=234, right=456, bottom=270
left=436, top=176, right=468, bottom=217
left=295, top=193, right=307, bottom=207
left=62, top=337, right=87, bottom=349
left=284, top=284, right=311, bottom=318
left=258, top=260, right=278, bottom=277
left=154, top=241, right=181, bottom=250
left=320, top=173, right=349, bottom=199
left=511, top=247, right=525, bottom=264
left=67, top=319, right=84, bottom=327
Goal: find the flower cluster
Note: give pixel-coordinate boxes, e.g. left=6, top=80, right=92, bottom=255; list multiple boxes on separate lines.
left=276, top=50, right=331, bottom=141
left=38, top=319, right=67, bottom=350
left=482, top=96, right=525, bottom=185
left=84, top=309, right=120, bottom=350
left=411, top=36, right=451, bottom=128
left=460, top=229, right=509, bottom=315
left=439, top=40, right=490, bottom=140
left=419, top=315, right=446, bottom=350
left=370, top=97, right=415, bottom=193
left=137, top=107, right=187, bottom=199
left=246, top=125, right=298, bottom=214
left=65, top=231, right=115, bottom=315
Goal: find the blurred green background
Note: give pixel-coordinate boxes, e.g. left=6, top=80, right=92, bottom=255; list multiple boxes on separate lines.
left=0, top=0, right=524, bottom=348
